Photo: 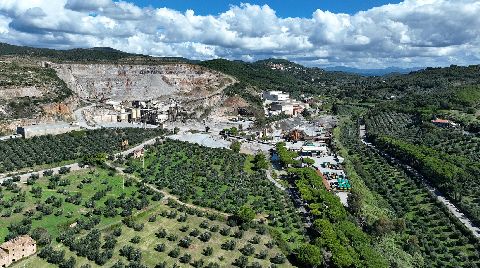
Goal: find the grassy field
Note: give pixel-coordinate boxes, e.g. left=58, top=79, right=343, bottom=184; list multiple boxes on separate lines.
left=1, top=168, right=291, bottom=267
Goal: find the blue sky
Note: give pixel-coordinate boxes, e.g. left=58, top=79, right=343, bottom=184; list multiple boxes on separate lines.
left=133, top=0, right=403, bottom=17
left=1, top=0, right=479, bottom=68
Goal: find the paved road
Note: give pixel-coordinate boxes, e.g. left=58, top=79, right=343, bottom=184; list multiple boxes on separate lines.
left=359, top=125, right=480, bottom=239
left=0, top=163, right=83, bottom=184
left=265, top=168, right=286, bottom=191
left=0, top=137, right=163, bottom=184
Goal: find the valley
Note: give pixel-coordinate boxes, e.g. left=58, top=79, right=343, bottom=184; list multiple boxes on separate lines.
left=0, top=42, right=479, bottom=268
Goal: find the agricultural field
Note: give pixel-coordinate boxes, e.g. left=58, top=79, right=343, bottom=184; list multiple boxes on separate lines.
left=125, top=139, right=306, bottom=251
left=1, top=167, right=290, bottom=268
left=0, top=128, right=165, bottom=173
left=339, top=118, right=480, bottom=267
left=364, top=111, right=480, bottom=225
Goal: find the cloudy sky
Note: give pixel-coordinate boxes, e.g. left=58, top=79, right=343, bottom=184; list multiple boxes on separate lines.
left=0, top=0, right=479, bottom=68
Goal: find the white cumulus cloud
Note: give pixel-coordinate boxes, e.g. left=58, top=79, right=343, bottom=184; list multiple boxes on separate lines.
left=0, top=0, right=479, bottom=68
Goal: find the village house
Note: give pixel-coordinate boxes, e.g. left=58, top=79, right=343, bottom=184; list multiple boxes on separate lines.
left=0, top=236, right=36, bottom=267
left=431, top=118, right=457, bottom=128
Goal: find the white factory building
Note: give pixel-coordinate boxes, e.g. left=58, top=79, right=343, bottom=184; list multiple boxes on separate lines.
left=17, top=123, right=80, bottom=138
left=262, top=91, right=309, bottom=117
left=269, top=101, right=309, bottom=116
left=262, top=91, right=290, bottom=104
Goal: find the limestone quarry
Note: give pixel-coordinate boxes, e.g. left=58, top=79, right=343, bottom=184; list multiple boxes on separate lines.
left=1, top=59, right=237, bottom=134
left=55, top=63, right=234, bottom=102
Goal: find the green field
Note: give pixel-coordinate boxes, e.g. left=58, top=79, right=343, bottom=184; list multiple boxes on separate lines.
left=1, top=168, right=290, bottom=267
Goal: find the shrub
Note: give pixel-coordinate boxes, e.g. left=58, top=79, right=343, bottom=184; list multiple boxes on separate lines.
left=113, top=228, right=122, bottom=237
left=233, top=255, right=249, bottom=268
left=210, top=225, right=220, bottom=232
left=221, top=240, right=236, bottom=251
left=200, top=220, right=209, bottom=229
left=265, top=240, right=275, bottom=249
left=189, top=228, right=200, bottom=237
left=256, top=225, right=266, bottom=235
left=154, top=243, right=166, bottom=252
left=270, top=254, right=286, bottom=264
left=167, top=234, right=178, bottom=242
left=249, top=235, right=261, bottom=244
left=220, top=227, right=231, bottom=236
left=206, top=262, right=220, bottom=268
left=119, top=245, right=142, bottom=262
left=202, top=246, right=213, bottom=256
left=255, top=250, right=268, bottom=259
left=168, top=247, right=180, bottom=258
left=130, top=236, right=141, bottom=244
left=179, top=253, right=192, bottom=264
left=155, top=228, right=167, bottom=238
left=233, top=230, right=244, bottom=239
left=191, top=259, right=205, bottom=268
left=240, top=243, right=255, bottom=256
left=179, top=236, right=192, bottom=248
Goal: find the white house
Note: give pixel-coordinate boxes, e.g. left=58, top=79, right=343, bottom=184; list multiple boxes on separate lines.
left=262, top=91, right=290, bottom=103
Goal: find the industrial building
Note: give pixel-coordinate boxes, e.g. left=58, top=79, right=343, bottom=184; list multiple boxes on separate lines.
left=17, top=123, right=80, bottom=138
left=262, top=91, right=290, bottom=104
left=269, top=101, right=308, bottom=116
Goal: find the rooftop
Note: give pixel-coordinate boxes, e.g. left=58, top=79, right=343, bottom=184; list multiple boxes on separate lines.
left=431, top=119, right=451, bottom=123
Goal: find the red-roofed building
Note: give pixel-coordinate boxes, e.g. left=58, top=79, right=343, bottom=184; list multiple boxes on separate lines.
left=431, top=118, right=457, bottom=128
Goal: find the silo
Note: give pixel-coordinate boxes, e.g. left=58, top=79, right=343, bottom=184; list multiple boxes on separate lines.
left=120, top=108, right=127, bottom=122
left=131, top=108, right=137, bottom=120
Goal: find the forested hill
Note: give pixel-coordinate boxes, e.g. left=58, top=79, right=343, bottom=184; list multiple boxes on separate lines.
left=200, top=58, right=362, bottom=98
left=0, top=42, right=191, bottom=64
left=2, top=42, right=479, bottom=116
left=201, top=58, right=480, bottom=106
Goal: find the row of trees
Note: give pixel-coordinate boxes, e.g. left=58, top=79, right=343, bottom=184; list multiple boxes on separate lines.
left=338, top=117, right=480, bottom=267
left=288, top=166, right=389, bottom=267
left=0, top=128, right=165, bottom=172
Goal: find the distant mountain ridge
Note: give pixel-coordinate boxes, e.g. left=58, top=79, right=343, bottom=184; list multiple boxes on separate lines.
left=324, top=66, right=424, bottom=76
left=0, top=42, right=190, bottom=63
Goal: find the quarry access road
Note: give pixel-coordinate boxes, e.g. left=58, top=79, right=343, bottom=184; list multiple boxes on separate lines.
left=359, top=125, right=480, bottom=239
left=265, top=168, right=286, bottom=191
left=0, top=136, right=163, bottom=184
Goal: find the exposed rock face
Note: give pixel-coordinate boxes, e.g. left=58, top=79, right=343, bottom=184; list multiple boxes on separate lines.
left=42, top=103, right=72, bottom=117
left=223, top=96, right=248, bottom=108
left=55, top=64, right=233, bottom=101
